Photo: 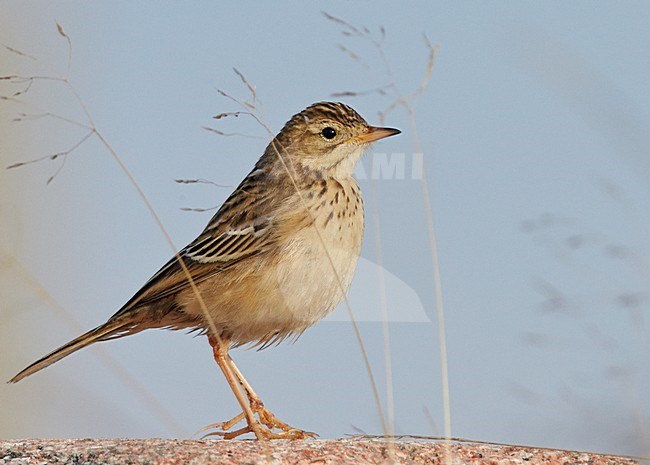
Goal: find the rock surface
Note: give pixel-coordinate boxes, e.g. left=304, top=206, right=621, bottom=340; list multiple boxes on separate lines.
left=0, top=438, right=641, bottom=465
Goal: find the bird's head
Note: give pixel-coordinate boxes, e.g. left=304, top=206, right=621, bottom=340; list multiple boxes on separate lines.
left=268, top=101, right=400, bottom=178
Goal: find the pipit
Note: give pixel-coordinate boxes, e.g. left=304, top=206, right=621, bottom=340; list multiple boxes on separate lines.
left=9, top=101, right=400, bottom=440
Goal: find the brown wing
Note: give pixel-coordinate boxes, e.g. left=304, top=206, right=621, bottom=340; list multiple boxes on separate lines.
left=109, top=164, right=292, bottom=318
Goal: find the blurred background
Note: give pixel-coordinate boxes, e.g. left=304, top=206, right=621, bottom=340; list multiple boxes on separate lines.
left=1, top=1, right=649, bottom=456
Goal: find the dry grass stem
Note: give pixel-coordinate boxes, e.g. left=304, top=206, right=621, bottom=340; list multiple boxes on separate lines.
left=2, top=43, right=37, bottom=60
left=201, top=126, right=262, bottom=139
left=232, top=67, right=258, bottom=108
left=323, top=10, right=451, bottom=463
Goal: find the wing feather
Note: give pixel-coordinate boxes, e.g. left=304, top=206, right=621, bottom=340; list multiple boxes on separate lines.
left=186, top=224, right=269, bottom=263
left=108, top=164, right=294, bottom=319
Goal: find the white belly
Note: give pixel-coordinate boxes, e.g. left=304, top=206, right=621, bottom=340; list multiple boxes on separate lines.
left=269, top=222, right=362, bottom=326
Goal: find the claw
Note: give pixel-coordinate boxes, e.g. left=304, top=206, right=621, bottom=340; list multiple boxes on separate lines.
left=255, top=404, right=317, bottom=439
left=200, top=403, right=317, bottom=440
left=195, top=411, right=246, bottom=438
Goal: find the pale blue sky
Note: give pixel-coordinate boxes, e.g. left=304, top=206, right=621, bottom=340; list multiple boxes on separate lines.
left=1, top=1, right=649, bottom=456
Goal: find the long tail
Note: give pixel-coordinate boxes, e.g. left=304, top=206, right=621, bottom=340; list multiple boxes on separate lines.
left=8, top=319, right=134, bottom=384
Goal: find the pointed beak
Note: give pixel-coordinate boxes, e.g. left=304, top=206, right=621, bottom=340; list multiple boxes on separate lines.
left=354, top=126, right=401, bottom=143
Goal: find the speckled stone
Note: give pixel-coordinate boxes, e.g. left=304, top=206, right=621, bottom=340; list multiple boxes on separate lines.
left=0, top=438, right=642, bottom=465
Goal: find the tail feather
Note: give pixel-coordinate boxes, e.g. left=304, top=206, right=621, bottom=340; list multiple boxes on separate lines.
left=8, top=319, right=133, bottom=384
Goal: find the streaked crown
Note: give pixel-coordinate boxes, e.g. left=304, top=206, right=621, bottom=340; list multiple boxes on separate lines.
left=274, top=102, right=368, bottom=151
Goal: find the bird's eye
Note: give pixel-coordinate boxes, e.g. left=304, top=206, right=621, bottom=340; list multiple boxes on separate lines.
left=321, top=127, right=337, bottom=140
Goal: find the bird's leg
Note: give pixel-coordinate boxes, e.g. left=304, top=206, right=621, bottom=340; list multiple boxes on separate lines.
left=204, top=335, right=315, bottom=440
left=226, top=354, right=317, bottom=438
left=206, top=335, right=265, bottom=440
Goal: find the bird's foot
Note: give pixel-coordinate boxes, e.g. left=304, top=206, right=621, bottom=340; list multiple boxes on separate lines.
left=252, top=400, right=317, bottom=439
left=198, top=403, right=317, bottom=440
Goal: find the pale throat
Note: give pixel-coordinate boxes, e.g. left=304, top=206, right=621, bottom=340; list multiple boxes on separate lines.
left=299, top=143, right=367, bottom=179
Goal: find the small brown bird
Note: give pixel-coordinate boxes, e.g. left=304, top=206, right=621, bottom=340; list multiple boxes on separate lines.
left=9, top=102, right=400, bottom=440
